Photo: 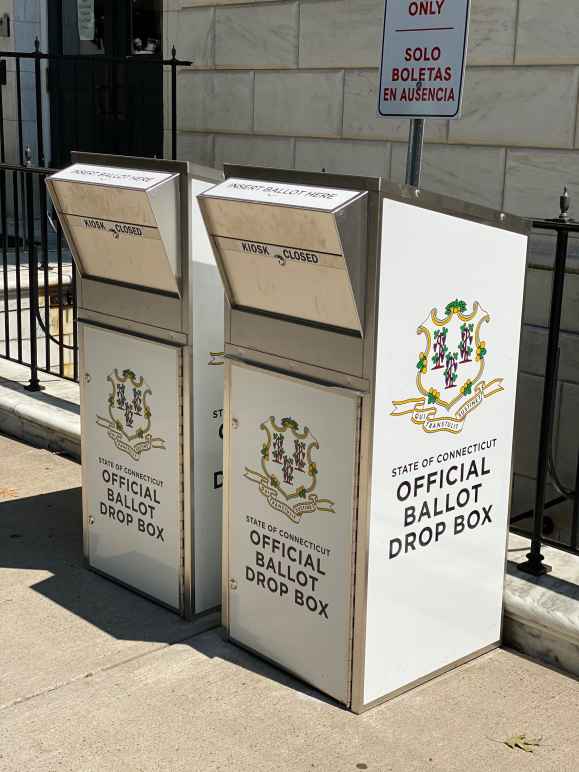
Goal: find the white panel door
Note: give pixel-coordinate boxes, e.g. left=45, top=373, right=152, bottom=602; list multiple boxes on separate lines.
left=227, top=363, right=359, bottom=703
left=81, top=324, right=182, bottom=610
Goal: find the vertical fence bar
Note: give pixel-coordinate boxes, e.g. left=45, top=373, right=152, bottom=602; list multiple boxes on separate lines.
left=56, top=220, right=64, bottom=377
left=16, top=58, right=24, bottom=165
left=0, top=66, right=5, bottom=164
left=13, top=170, right=22, bottom=362
left=40, top=178, right=50, bottom=371
left=34, top=39, right=45, bottom=167
left=24, top=168, right=40, bottom=391
left=71, top=260, right=78, bottom=382
left=0, top=162, right=8, bottom=361
left=171, top=47, right=177, bottom=161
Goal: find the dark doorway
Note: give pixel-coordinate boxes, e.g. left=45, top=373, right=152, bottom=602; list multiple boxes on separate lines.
left=48, top=0, right=163, bottom=167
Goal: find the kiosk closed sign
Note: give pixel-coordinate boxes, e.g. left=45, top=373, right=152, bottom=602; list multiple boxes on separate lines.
left=378, top=0, right=471, bottom=118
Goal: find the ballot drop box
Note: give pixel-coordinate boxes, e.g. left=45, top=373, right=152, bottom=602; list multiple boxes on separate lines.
left=199, top=167, right=529, bottom=712
left=46, top=154, right=224, bottom=617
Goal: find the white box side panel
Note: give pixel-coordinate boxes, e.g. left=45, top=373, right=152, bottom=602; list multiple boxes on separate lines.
left=81, top=324, right=182, bottom=609
left=363, top=200, right=527, bottom=704
left=191, top=178, right=225, bottom=614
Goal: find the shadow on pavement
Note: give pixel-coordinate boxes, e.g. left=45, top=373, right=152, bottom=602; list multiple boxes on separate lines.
left=0, top=487, right=207, bottom=645
left=0, top=485, right=338, bottom=706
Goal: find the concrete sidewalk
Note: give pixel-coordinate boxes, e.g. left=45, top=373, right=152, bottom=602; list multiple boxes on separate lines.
left=1, top=433, right=578, bottom=771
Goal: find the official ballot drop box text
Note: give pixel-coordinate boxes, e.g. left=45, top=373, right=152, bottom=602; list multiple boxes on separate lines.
left=46, top=154, right=224, bottom=617
left=199, top=168, right=529, bottom=712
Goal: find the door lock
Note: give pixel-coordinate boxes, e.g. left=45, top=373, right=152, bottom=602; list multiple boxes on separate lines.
left=84, top=372, right=91, bottom=384
left=229, top=578, right=238, bottom=591
left=231, top=418, right=239, bottom=429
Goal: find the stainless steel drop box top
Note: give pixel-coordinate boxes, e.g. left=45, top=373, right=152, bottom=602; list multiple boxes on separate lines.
left=47, top=163, right=180, bottom=296
left=199, top=178, right=368, bottom=333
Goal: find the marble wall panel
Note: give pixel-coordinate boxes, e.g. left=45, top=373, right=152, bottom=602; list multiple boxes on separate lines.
left=516, top=0, right=579, bottom=65
left=164, top=8, right=214, bottom=65
left=295, top=138, right=389, bottom=177
left=449, top=67, right=579, bottom=149
left=467, top=0, right=517, bottom=66
left=523, top=268, right=552, bottom=328
left=513, top=372, right=558, bottom=478
left=390, top=143, right=505, bottom=209
left=504, top=149, right=579, bottom=218
left=299, top=0, right=383, bottom=69
left=171, top=131, right=215, bottom=166
left=519, top=327, right=579, bottom=385
left=214, top=133, right=294, bottom=169
left=254, top=70, right=343, bottom=137
left=342, top=70, right=447, bottom=142
left=555, top=382, right=579, bottom=489
left=215, top=2, right=298, bottom=69
left=178, top=71, right=253, bottom=132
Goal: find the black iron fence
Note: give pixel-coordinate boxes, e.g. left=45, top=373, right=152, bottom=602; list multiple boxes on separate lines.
left=0, top=40, right=190, bottom=390
left=0, top=39, right=191, bottom=167
left=0, top=161, right=77, bottom=387
left=510, top=192, right=579, bottom=565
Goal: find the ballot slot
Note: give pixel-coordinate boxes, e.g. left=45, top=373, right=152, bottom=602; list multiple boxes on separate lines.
left=199, top=178, right=368, bottom=333
left=47, top=163, right=180, bottom=296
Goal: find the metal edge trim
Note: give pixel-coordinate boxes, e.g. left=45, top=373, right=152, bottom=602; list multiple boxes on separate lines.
left=500, top=233, right=531, bottom=641
left=222, top=361, right=233, bottom=628
left=350, top=185, right=383, bottom=711
left=223, top=164, right=381, bottom=193
left=220, top=164, right=528, bottom=236
left=224, top=352, right=368, bottom=397
left=78, top=324, right=90, bottom=562
left=77, top=316, right=184, bottom=349
left=380, top=180, right=529, bottom=236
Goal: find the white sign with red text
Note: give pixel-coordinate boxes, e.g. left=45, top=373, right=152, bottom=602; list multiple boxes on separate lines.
left=378, top=0, right=470, bottom=118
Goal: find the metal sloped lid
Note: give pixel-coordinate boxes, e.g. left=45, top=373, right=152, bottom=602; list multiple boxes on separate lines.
left=199, top=178, right=368, bottom=333
left=47, top=163, right=181, bottom=296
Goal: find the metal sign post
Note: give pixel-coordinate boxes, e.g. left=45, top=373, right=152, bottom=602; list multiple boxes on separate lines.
left=405, top=118, right=425, bottom=187
left=378, top=0, right=471, bottom=186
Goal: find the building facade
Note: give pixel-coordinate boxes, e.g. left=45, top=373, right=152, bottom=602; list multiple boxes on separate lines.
left=164, top=0, right=579, bottom=534
left=0, top=0, right=577, bottom=534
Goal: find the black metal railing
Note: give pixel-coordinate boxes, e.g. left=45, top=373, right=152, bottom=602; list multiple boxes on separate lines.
left=0, top=39, right=191, bottom=167
left=0, top=160, right=78, bottom=388
left=510, top=190, right=579, bottom=564
left=0, top=40, right=191, bottom=390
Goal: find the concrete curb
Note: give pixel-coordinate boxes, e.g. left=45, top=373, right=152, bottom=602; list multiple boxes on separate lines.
left=0, top=361, right=80, bottom=460
left=504, top=533, right=579, bottom=678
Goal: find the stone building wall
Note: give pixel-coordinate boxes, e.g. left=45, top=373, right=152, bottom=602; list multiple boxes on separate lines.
left=172, top=1, right=579, bottom=538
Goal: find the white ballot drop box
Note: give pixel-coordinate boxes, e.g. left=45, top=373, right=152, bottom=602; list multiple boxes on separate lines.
left=199, top=167, right=529, bottom=711
left=46, top=154, right=224, bottom=617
